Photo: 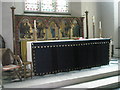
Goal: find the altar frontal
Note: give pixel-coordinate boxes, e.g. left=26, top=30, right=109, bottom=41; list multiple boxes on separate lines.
left=30, top=38, right=110, bottom=76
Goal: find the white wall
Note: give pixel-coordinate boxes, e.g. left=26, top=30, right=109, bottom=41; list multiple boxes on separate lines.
left=14, top=2, right=24, bottom=14
left=80, top=2, right=102, bottom=38
left=118, top=2, right=120, bottom=48
left=1, top=1, right=24, bottom=51
left=0, top=0, right=1, bottom=37
left=70, top=2, right=82, bottom=16
left=101, top=2, right=114, bottom=39
left=2, top=2, right=13, bottom=51
left=101, top=1, right=119, bottom=57
left=0, top=1, right=2, bottom=86
left=115, top=0, right=120, bottom=58
left=118, top=0, right=120, bottom=27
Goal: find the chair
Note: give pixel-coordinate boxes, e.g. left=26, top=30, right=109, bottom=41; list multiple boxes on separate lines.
left=13, top=55, right=33, bottom=79
left=1, top=48, right=22, bottom=81
left=1, top=48, right=33, bottom=81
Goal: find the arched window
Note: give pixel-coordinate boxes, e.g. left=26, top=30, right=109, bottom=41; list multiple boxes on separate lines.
left=25, top=0, right=69, bottom=13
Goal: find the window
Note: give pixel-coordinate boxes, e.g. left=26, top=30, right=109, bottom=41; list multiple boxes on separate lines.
left=25, top=0, right=40, bottom=11
left=25, top=0, right=69, bottom=13
left=56, top=0, right=68, bottom=12
left=41, top=0, right=55, bottom=12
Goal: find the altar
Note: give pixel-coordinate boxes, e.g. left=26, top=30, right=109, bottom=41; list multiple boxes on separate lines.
left=27, top=38, right=110, bottom=76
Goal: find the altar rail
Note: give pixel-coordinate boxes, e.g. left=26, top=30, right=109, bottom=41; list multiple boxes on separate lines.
left=30, top=38, right=110, bottom=76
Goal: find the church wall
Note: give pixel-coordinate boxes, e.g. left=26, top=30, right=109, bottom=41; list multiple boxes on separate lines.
left=113, top=1, right=119, bottom=58
left=101, top=2, right=119, bottom=57
left=118, top=2, right=120, bottom=27
left=14, top=2, right=24, bottom=14
left=118, top=2, right=120, bottom=49
left=0, top=1, right=2, bottom=86
left=2, top=2, right=13, bottom=51
left=0, top=1, right=2, bottom=35
left=70, top=2, right=82, bottom=17
left=80, top=2, right=102, bottom=38
left=101, top=2, right=114, bottom=39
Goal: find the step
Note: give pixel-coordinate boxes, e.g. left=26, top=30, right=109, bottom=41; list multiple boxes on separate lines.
left=4, top=64, right=119, bottom=88
left=62, top=75, right=120, bottom=88
left=27, top=64, right=120, bottom=88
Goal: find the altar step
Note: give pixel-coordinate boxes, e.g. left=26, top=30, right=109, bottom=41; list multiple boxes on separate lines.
left=62, top=75, right=120, bottom=89
left=4, top=64, right=119, bottom=88
left=29, top=65, right=120, bottom=88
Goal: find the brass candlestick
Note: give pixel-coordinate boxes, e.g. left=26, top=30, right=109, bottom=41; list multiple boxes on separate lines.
left=93, top=22, right=95, bottom=38
left=99, top=21, right=102, bottom=38
left=33, top=20, right=37, bottom=41
left=99, top=28, right=102, bottom=38
left=45, top=28, right=48, bottom=40
left=33, top=29, right=37, bottom=41
left=92, top=16, right=95, bottom=38
left=70, top=24, right=74, bottom=39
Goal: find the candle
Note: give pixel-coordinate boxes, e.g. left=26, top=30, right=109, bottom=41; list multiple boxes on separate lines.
left=34, top=20, right=36, bottom=29
left=99, top=21, right=102, bottom=29
left=92, top=16, right=95, bottom=23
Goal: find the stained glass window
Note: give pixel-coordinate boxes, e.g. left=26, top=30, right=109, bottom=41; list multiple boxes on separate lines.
left=56, top=0, right=68, bottom=12
left=25, top=0, right=40, bottom=11
left=25, top=0, right=69, bottom=13
left=41, top=0, right=55, bottom=12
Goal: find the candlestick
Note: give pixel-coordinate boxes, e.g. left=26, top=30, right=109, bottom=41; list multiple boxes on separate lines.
left=92, top=16, right=95, bottom=38
left=85, top=10, right=89, bottom=39
left=70, top=24, right=74, bottom=39
left=93, top=22, right=95, bottom=38
left=99, top=29, right=102, bottom=38
left=46, top=28, right=48, bottom=40
left=58, top=28, right=60, bottom=40
left=99, top=21, right=102, bottom=30
left=33, top=20, right=37, bottom=41
left=11, top=5, right=16, bottom=55
left=99, top=21, right=102, bottom=38
left=33, top=29, right=37, bottom=41
left=34, top=20, right=36, bottom=29
left=92, top=16, right=95, bottom=23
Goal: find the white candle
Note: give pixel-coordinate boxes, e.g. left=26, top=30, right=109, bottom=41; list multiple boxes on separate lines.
left=92, top=16, right=95, bottom=23
left=34, top=20, right=36, bottom=29
left=99, top=21, right=102, bottom=29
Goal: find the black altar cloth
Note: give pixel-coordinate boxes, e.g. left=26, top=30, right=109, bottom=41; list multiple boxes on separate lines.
left=31, top=38, right=110, bottom=75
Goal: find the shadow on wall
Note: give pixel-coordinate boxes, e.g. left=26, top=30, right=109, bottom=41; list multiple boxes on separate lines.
left=118, top=27, right=120, bottom=58
left=0, top=34, right=5, bottom=48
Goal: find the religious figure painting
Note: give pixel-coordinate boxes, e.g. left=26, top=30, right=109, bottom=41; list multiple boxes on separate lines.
left=19, top=19, right=33, bottom=39
left=61, top=20, right=71, bottom=38
left=36, top=20, right=45, bottom=39
left=72, top=19, right=81, bottom=37
left=16, top=15, right=84, bottom=40
left=49, top=21, right=56, bottom=38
